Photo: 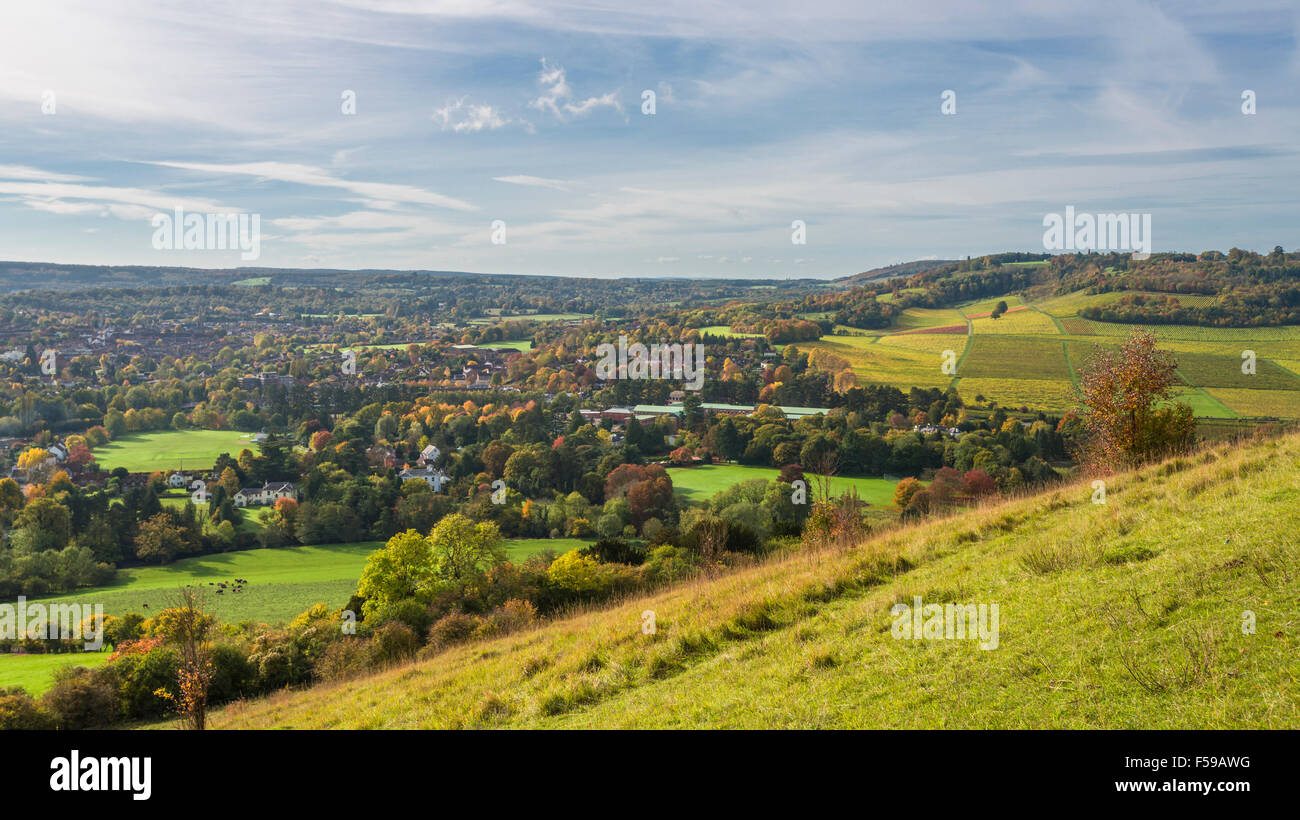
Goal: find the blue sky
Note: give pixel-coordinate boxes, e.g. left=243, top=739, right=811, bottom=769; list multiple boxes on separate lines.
left=0, top=0, right=1298, bottom=278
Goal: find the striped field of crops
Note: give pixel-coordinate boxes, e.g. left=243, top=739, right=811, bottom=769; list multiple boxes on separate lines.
left=794, top=291, right=1300, bottom=418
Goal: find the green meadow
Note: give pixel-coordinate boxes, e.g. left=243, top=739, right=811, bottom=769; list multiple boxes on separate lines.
left=93, top=429, right=266, bottom=473
left=698, top=325, right=765, bottom=338
left=468, top=313, right=591, bottom=325
left=25, top=542, right=382, bottom=627
left=667, top=464, right=903, bottom=507
left=0, top=652, right=111, bottom=696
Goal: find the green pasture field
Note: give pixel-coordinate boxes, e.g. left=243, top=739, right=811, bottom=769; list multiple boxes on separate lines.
left=15, top=537, right=584, bottom=630
left=1169, top=387, right=1238, bottom=418
left=94, top=430, right=266, bottom=473
left=503, top=538, right=590, bottom=561
left=666, top=464, right=903, bottom=507
left=29, top=542, right=382, bottom=625
left=698, top=325, right=765, bottom=338
left=0, top=652, right=111, bottom=697
left=468, top=313, right=591, bottom=325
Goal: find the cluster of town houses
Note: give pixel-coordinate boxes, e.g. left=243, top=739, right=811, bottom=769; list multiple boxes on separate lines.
left=158, top=442, right=450, bottom=504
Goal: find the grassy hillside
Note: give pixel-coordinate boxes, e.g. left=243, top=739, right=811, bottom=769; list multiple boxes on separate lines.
left=205, top=433, right=1300, bottom=729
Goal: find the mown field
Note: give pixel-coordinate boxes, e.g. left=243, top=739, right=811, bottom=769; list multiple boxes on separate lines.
left=24, top=542, right=383, bottom=626
left=698, top=325, right=765, bottom=338
left=202, top=432, right=1300, bottom=729
left=467, top=313, right=591, bottom=325
left=93, top=429, right=266, bottom=473
left=795, top=291, right=1300, bottom=418
left=0, top=652, right=111, bottom=696
left=666, top=464, right=904, bottom=507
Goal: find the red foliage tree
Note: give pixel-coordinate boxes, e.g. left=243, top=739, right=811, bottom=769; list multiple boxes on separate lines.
left=962, top=469, right=997, bottom=497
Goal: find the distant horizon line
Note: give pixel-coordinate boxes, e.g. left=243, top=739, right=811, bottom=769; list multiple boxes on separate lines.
left=0, top=253, right=1025, bottom=284
left=0, top=244, right=1286, bottom=284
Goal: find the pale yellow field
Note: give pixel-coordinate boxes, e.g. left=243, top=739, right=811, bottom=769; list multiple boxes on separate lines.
left=969, top=308, right=1061, bottom=336
left=801, top=336, right=956, bottom=388
left=876, top=332, right=968, bottom=354
left=893, top=307, right=966, bottom=330
left=1277, top=360, right=1300, bottom=378
left=954, top=377, right=1077, bottom=410
left=1203, top=388, right=1300, bottom=418
left=959, top=295, right=1023, bottom=316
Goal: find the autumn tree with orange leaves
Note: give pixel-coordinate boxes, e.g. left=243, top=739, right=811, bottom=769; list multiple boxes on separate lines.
left=154, top=586, right=215, bottom=730
left=1076, top=328, right=1196, bottom=471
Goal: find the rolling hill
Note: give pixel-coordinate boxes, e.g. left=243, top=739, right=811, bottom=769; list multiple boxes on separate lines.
left=202, top=432, right=1300, bottom=729
left=839, top=259, right=959, bottom=284
left=798, top=291, right=1300, bottom=418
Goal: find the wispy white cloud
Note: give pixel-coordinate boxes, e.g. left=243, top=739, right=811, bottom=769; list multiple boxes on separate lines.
left=529, top=58, right=623, bottom=120
left=492, top=175, right=574, bottom=191
left=145, top=160, right=478, bottom=212
left=434, top=97, right=518, bottom=133
left=0, top=166, right=96, bottom=183
left=0, top=171, right=230, bottom=222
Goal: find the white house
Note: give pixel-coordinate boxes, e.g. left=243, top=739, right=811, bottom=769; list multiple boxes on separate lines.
left=233, top=481, right=298, bottom=507
left=399, top=466, right=450, bottom=492
left=168, top=472, right=189, bottom=489
left=418, top=444, right=441, bottom=466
